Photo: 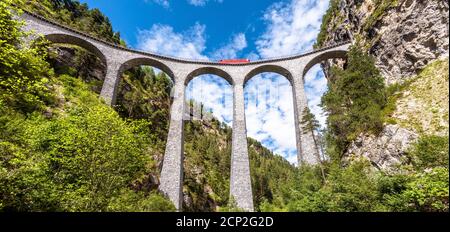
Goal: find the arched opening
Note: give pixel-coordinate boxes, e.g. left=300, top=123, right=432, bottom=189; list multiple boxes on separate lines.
left=44, top=34, right=107, bottom=64
left=244, top=66, right=297, bottom=208
left=303, top=49, right=348, bottom=79
left=183, top=68, right=233, bottom=212
left=113, top=59, right=175, bottom=193
left=303, top=64, right=329, bottom=162
left=42, top=33, right=108, bottom=93
left=302, top=50, right=348, bottom=162
left=119, top=58, right=175, bottom=83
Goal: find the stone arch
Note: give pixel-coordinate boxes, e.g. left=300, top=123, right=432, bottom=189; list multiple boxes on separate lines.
left=119, top=57, right=176, bottom=82
left=184, top=66, right=234, bottom=121
left=242, top=64, right=298, bottom=165
left=181, top=66, right=234, bottom=211
left=43, top=33, right=107, bottom=65
left=302, top=49, right=348, bottom=78
left=244, top=65, right=294, bottom=86
left=185, top=67, right=234, bottom=86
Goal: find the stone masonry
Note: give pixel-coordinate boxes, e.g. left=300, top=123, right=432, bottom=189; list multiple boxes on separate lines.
left=20, top=10, right=350, bottom=211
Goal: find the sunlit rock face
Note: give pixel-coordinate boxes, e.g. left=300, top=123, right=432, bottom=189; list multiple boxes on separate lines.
left=319, top=0, right=449, bottom=170
left=345, top=124, right=419, bottom=172
left=369, top=0, right=449, bottom=84
left=321, top=0, right=449, bottom=84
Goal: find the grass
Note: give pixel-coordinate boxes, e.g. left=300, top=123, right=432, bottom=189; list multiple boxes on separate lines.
left=382, top=58, right=449, bottom=134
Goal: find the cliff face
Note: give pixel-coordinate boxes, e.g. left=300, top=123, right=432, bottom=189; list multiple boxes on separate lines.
left=321, top=0, right=449, bottom=84
left=319, top=0, right=449, bottom=170
left=48, top=44, right=106, bottom=93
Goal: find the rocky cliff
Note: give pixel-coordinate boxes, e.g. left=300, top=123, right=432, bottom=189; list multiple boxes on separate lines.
left=320, top=0, right=449, bottom=84
left=319, top=0, right=449, bottom=170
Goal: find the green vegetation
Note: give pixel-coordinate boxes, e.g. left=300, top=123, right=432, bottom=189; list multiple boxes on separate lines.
left=389, top=59, right=449, bottom=135
left=182, top=119, right=232, bottom=211
left=260, top=133, right=449, bottom=212
left=275, top=0, right=448, bottom=213
left=17, top=0, right=121, bottom=44
left=378, top=134, right=449, bottom=212
left=254, top=45, right=449, bottom=212
left=381, top=78, right=414, bottom=125
left=248, top=138, right=297, bottom=211
left=363, top=0, right=399, bottom=32
left=0, top=0, right=54, bottom=113
left=48, top=43, right=106, bottom=93
left=408, top=135, right=449, bottom=170
left=1, top=0, right=448, bottom=212
left=314, top=0, right=339, bottom=48
left=0, top=75, right=175, bottom=211
left=115, top=66, right=172, bottom=154
left=0, top=1, right=174, bottom=211
left=301, top=107, right=325, bottom=180
left=321, top=46, right=387, bottom=160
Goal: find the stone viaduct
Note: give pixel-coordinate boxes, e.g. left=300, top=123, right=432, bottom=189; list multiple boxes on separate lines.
left=20, top=10, right=351, bottom=212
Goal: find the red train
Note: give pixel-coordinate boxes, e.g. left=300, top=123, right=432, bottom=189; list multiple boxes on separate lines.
left=218, top=59, right=250, bottom=64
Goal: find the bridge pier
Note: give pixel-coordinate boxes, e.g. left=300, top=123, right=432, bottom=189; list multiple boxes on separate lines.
left=291, top=69, right=321, bottom=166
left=230, top=82, right=254, bottom=212
left=159, top=80, right=186, bottom=211
left=100, top=60, right=122, bottom=106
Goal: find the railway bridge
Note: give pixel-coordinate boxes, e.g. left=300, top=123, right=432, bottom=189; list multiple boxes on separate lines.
left=20, top=10, right=351, bottom=211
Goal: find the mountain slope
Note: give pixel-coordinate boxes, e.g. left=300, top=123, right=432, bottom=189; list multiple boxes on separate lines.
left=316, top=0, right=449, bottom=169
left=0, top=0, right=297, bottom=212
left=254, top=0, right=448, bottom=212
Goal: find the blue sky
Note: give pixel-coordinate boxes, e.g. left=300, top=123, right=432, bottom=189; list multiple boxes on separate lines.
left=79, top=0, right=330, bottom=165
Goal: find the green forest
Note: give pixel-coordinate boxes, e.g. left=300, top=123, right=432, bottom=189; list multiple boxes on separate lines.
left=0, top=0, right=448, bottom=212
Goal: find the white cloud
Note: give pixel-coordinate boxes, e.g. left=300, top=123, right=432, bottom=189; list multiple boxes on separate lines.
left=137, top=23, right=208, bottom=60
left=186, top=75, right=233, bottom=124
left=137, top=24, right=248, bottom=61
left=244, top=74, right=297, bottom=161
left=136, top=0, right=330, bottom=165
left=245, top=0, right=330, bottom=164
left=136, top=22, right=246, bottom=123
left=211, top=33, right=247, bottom=59
left=145, top=0, right=170, bottom=8
left=188, top=0, right=223, bottom=7
left=256, top=0, right=329, bottom=58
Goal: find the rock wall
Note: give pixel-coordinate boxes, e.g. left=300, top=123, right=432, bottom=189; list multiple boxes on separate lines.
left=320, top=0, right=449, bottom=170
left=48, top=44, right=106, bottom=93
left=322, top=0, right=449, bottom=84
left=345, top=124, right=418, bottom=171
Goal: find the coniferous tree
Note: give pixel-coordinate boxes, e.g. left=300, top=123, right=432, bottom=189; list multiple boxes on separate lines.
left=321, top=46, right=386, bottom=161
left=301, top=107, right=325, bottom=181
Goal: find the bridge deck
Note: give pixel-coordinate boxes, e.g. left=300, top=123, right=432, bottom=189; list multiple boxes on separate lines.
left=20, top=8, right=351, bottom=66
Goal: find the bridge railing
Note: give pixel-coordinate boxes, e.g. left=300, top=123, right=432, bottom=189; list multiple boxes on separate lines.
left=19, top=7, right=351, bottom=65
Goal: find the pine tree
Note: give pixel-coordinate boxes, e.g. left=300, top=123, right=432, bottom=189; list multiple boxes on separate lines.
left=321, top=46, right=386, bottom=161
left=301, top=107, right=325, bottom=181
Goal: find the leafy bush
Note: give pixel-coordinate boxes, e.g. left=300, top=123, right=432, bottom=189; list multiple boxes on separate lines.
left=0, top=74, right=173, bottom=211
left=380, top=167, right=449, bottom=212
left=285, top=161, right=382, bottom=212
left=17, top=0, right=121, bottom=44
left=400, top=167, right=448, bottom=212
left=409, top=135, right=449, bottom=170
left=0, top=0, right=55, bottom=112
left=107, top=189, right=175, bottom=212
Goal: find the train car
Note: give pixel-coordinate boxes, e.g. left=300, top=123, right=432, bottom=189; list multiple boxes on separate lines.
left=218, top=59, right=250, bottom=64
